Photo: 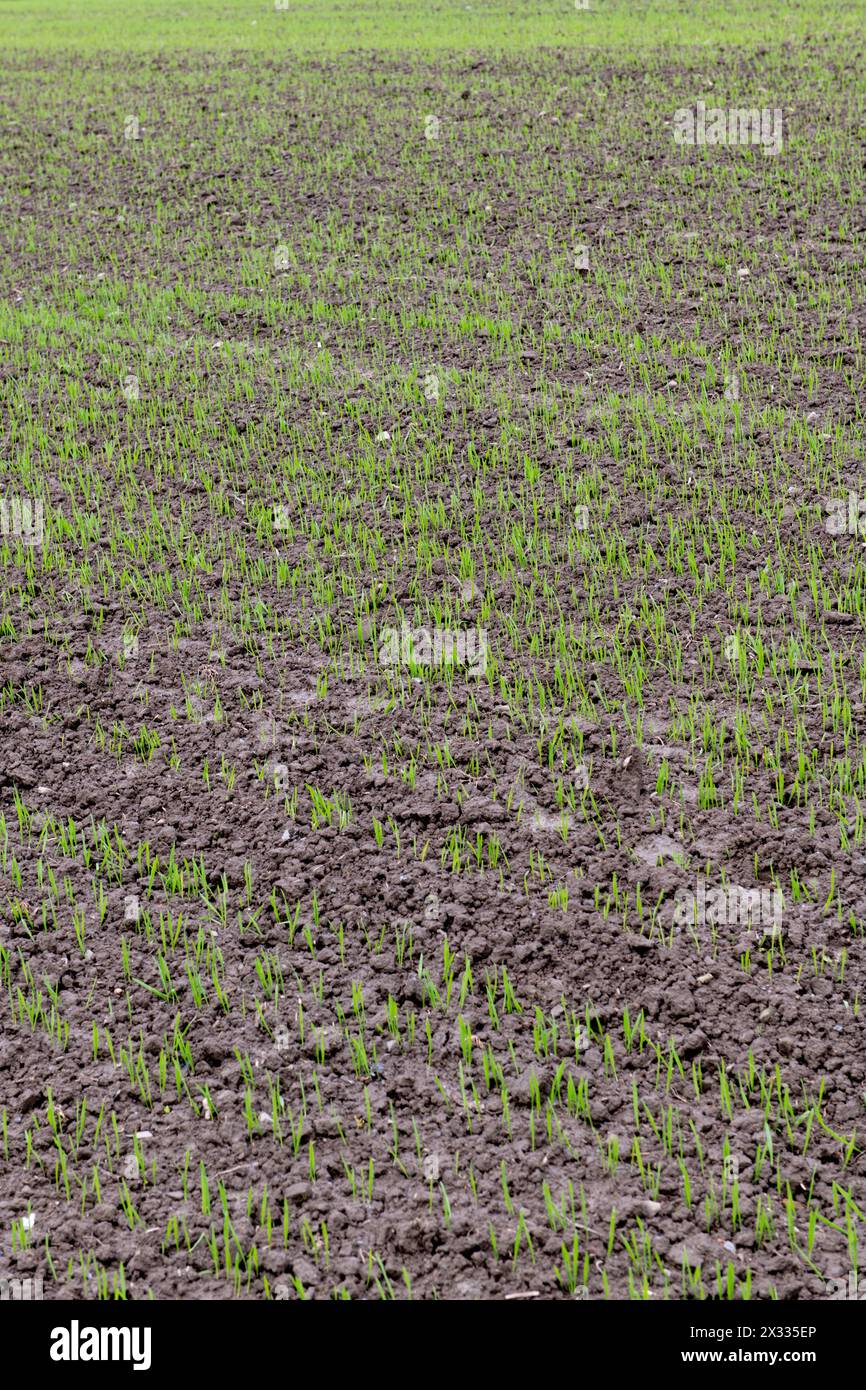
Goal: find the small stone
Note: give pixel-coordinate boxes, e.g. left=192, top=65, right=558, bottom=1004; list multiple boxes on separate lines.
left=669, top=1241, right=702, bottom=1269
left=680, top=1029, right=706, bottom=1059
left=628, top=936, right=652, bottom=954
left=291, top=1256, right=319, bottom=1286
left=19, top=1090, right=43, bottom=1116
left=510, top=1068, right=548, bottom=1106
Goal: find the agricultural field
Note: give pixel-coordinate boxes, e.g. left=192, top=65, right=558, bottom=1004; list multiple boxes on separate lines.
left=1, top=0, right=865, bottom=1305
